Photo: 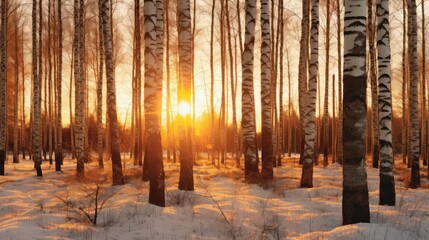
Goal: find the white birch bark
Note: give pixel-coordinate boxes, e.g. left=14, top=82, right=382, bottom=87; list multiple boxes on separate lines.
left=242, top=0, right=258, bottom=182
left=408, top=0, right=420, bottom=188
left=301, top=0, right=319, bottom=187
left=342, top=0, right=370, bottom=225
left=376, top=0, right=395, bottom=205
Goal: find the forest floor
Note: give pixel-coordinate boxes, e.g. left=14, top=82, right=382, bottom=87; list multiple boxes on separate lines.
left=0, top=154, right=429, bottom=240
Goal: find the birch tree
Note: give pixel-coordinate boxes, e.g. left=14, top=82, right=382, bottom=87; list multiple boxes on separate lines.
left=32, top=0, right=43, bottom=176
left=422, top=0, right=427, bottom=167
left=377, top=0, right=395, bottom=205
left=301, top=0, right=319, bottom=187
left=209, top=0, right=215, bottom=165
left=133, top=0, right=143, bottom=167
left=260, top=0, right=274, bottom=181
left=101, top=0, right=124, bottom=185
left=336, top=0, right=343, bottom=164
left=0, top=0, right=7, bottom=175
left=55, top=0, right=63, bottom=172
left=408, top=0, right=420, bottom=188
left=144, top=0, right=165, bottom=206
left=97, top=0, right=104, bottom=169
left=298, top=0, right=310, bottom=165
left=402, top=0, right=407, bottom=165
left=177, top=0, right=194, bottom=190
left=342, top=0, right=370, bottom=225
left=277, top=0, right=285, bottom=166
left=323, top=67, right=329, bottom=166
left=74, top=0, right=85, bottom=177
left=369, top=0, right=379, bottom=169
left=13, top=11, right=19, bottom=164
left=242, top=0, right=259, bottom=182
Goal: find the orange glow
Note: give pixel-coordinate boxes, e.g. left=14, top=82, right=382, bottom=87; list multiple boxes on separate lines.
left=178, top=101, right=191, bottom=116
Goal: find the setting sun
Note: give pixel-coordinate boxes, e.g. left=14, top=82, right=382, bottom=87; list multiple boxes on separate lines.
left=178, top=101, right=191, bottom=116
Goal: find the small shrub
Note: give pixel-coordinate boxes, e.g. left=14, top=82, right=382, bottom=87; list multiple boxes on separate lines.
left=56, top=176, right=118, bottom=226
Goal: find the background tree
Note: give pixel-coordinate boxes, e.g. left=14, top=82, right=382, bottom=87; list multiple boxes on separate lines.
left=369, top=0, right=380, bottom=169
left=133, top=0, right=142, bottom=167
left=336, top=0, right=343, bottom=165
left=323, top=0, right=330, bottom=166
left=74, top=0, right=85, bottom=177
left=278, top=0, right=285, bottom=166
left=298, top=0, right=310, bottom=165
left=32, top=0, right=42, bottom=176
left=209, top=0, right=215, bottom=166
left=402, top=0, right=408, bottom=165
left=260, top=0, right=273, bottom=181
left=177, top=0, right=194, bottom=191
left=0, top=0, right=7, bottom=175
left=97, top=0, right=104, bottom=169
left=225, top=0, right=239, bottom=167
left=421, top=0, right=427, bottom=167
left=101, top=0, right=124, bottom=185
left=323, top=61, right=329, bottom=166
left=301, top=0, right=319, bottom=187
left=55, top=0, right=63, bottom=172
left=408, top=0, right=420, bottom=189
left=12, top=6, right=23, bottom=165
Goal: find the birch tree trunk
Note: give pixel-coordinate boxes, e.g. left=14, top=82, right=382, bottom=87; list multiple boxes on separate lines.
left=421, top=0, right=427, bottom=167
left=97, top=0, right=104, bottom=169
left=32, top=0, right=43, bottom=176
left=377, top=0, right=395, bottom=205
left=298, top=0, right=310, bottom=165
left=278, top=0, right=284, bottom=166
left=336, top=0, right=343, bottom=165
left=177, top=0, right=194, bottom=190
left=38, top=0, right=43, bottom=161
left=55, top=0, right=62, bottom=172
left=80, top=0, right=88, bottom=166
left=408, top=0, right=420, bottom=189
left=271, top=0, right=278, bottom=167
left=402, top=0, right=408, bottom=165
left=13, top=15, right=19, bottom=164
left=301, top=0, right=319, bottom=187
left=74, top=0, right=85, bottom=177
left=332, top=74, right=336, bottom=163
left=21, top=26, right=26, bottom=161
left=407, top=4, right=412, bottom=169
left=69, top=52, right=75, bottom=160
left=323, top=68, right=329, bottom=166
left=327, top=0, right=332, bottom=163
left=143, top=0, right=165, bottom=206
left=165, top=0, right=171, bottom=163
left=242, top=0, right=259, bottom=182
left=225, top=0, right=239, bottom=168
left=101, top=0, right=124, bottom=185
left=260, top=0, right=274, bottom=181
left=342, top=0, right=370, bottom=225
left=209, top=0, right=215, bottom=165
left=219, top=0, right=226, bottom=166
left=48, top=0, right=53, bottom=165
left=287, top=45, right=292, bottom=157
left=134, top=0, right=143, bottom=168
left=368, top=0, right=379, bottom=169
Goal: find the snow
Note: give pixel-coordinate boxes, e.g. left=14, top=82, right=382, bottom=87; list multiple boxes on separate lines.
left=1, top=156, right=429, bottom=240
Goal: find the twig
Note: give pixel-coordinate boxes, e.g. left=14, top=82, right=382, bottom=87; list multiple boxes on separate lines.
left=205, top=190, right=230, bottom=225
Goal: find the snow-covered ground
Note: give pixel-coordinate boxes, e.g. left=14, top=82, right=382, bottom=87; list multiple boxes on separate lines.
left=0, top=155, right=428, bottom=240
